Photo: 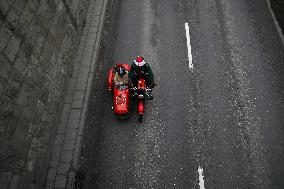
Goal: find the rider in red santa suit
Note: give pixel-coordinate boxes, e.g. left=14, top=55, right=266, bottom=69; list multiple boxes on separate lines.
left=128, top=56, right=155, bottom=88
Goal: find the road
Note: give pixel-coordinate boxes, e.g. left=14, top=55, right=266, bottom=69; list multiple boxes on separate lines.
left=79, top=0, right=284, bottom=188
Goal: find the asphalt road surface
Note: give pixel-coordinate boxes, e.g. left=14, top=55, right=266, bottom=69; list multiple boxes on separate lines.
left=79, top=0, right=284, bottom=188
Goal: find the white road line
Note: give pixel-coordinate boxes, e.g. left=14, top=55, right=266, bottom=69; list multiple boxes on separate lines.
left=185, top=22, right=193, bottom=69
left=198, top=166, right=205, bottom=189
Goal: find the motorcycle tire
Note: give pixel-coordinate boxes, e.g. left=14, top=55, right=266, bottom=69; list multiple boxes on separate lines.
left=138, top=114, right=143, bottom=122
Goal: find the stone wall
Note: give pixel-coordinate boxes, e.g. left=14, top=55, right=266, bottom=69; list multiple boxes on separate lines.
left=0, top=0, right=89, bottom=188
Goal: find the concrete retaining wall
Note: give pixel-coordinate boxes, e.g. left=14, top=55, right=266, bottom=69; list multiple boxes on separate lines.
left=0, top=0, right=89, bottom=188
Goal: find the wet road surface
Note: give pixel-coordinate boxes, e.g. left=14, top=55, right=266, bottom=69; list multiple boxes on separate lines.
left=79, top=0, right=284, bottom=188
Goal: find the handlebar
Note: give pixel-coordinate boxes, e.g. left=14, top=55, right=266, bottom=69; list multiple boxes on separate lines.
left=131, top=84, right=156, bottom=89
left=130, top=87, right=152, bottom=91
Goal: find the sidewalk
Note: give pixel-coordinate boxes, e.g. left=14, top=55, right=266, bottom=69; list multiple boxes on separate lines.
left=45, top=0, right=109, bottom=188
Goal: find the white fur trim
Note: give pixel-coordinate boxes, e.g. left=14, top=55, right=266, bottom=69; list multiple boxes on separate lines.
left=134, top=60, right=146, bottom=67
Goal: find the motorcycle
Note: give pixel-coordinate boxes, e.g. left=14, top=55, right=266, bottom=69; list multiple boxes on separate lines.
left=107, top=64, right=154, bottom=122
left=132, top=78, right=153, bottom=122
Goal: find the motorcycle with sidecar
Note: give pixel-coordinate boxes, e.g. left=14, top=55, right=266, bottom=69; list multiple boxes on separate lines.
left=107, top=63, right=153, bottom=122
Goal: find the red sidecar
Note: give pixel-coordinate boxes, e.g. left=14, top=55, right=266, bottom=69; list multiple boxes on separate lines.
left=108, top=64, right=131, bottom=117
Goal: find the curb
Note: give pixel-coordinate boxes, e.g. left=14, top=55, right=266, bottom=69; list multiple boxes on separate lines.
left=44, top=0, right=110, bottom=188
left=74, top=0, right=109, bottom=168
left=265, top=0, right=284, bottom=47
left=67, top=0, right=110, bottom=188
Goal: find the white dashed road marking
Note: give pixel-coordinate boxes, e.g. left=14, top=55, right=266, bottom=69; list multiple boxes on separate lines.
left=198, top=166, right=205, bottom=189
left=185, top=22, right=193, bottom=69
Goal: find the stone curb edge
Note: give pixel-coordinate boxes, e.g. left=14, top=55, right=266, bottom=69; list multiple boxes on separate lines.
left=265, top=0, right=284, bottom=47
left=46, top=0, right=112, bottom=187
left=68, top=0, right=110, bottom=187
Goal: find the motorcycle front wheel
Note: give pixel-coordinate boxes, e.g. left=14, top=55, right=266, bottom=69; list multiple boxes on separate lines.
left=138, top=114, right=143, bottom=122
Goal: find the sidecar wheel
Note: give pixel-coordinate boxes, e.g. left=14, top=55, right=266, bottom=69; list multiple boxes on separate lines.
left=138, top=114, right=143, bottom=122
